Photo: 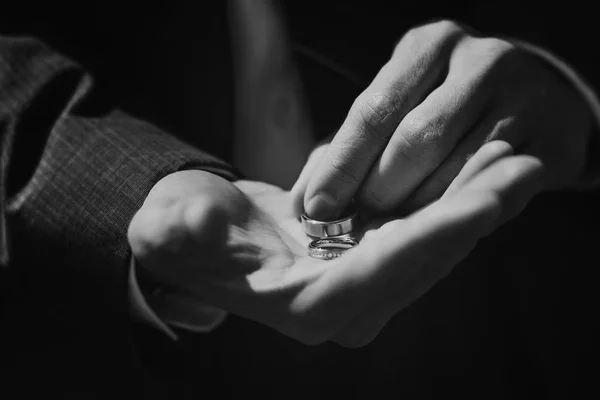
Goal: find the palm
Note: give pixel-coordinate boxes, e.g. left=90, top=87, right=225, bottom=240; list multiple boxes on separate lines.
left=235, top=180, right=311, bottom=239
left=131, top=143, right=543, bottom=346
left=225, top=179, right=398, bottom=301
left=168, top=177, right=349, bottom=335
left=233, top=179, right=388, bottom=261
left=201, top=177, right=437, bottom=343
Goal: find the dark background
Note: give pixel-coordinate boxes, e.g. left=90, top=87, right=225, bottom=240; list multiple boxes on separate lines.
left=1, top=1, right=598, bottom=398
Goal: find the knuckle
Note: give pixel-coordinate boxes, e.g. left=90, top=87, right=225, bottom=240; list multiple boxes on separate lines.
left=406, top=19, right=462, bottom=39
left=451, top=37, right=520, bottom=80
left=470, top=37, right=517, bottom=63
left=430, top=19, right=463, bottom=37
left=354, top=92, right=400, bottom=140
left=390, top=115, right=448, bottom=171
left=401, top=25, right=423, bottom=44
left=399, top=19, right=463, bottom=52
left=399, top=116, right=429, bottom=137
left=422, top=19, right=465, bottom=45
left=398, top=115, right=444, bottom=147
left=325, top=152, right=361, bottom=185
left=127, top=209, right=158, bottom=256
left=480, top=37, right=516, bottom=54
left=127, top=204, right=185, bottom=258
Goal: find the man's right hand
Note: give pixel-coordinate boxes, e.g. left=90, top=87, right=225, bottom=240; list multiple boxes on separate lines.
left=127, top=141, right=543, bottom=347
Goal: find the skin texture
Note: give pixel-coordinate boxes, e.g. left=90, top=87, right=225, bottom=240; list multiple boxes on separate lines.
left=128, top=141, right=545, bottom=347
left=292, top=19, right=592, bottom=221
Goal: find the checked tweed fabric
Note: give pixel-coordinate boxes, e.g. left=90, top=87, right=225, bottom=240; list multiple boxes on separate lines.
left=0, top=35, right=237, bottom=308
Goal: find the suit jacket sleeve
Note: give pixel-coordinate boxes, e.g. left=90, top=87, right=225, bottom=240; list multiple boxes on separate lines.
left=0, top=35, right=237, bottom=327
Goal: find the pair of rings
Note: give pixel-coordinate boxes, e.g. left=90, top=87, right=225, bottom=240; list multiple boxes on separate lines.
left=301, top=212, right=359, bottom=260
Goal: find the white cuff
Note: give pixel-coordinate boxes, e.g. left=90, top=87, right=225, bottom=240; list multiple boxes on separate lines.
left=512, top=39, right=600, bottom=187
left=128, top=257, right=228, bottom=340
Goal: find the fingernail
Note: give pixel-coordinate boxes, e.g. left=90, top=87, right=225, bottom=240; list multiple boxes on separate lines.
left=305, top=192, right=339, bottom=220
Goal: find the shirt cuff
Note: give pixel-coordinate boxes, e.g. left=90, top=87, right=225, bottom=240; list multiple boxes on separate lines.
left=128, top=256, right=228, bottom=340
left=511, top=39, right=600, bottom=189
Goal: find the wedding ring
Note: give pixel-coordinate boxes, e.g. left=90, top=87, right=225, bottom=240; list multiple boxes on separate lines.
left=301, top=212, right=359, bottom=238
left=308, top=237, right=359, bottom=260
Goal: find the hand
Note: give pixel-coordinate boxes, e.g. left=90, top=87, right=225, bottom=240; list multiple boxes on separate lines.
left=128, top=142, right=543, bottom=347
left=293, top=19, right=592, bottom=220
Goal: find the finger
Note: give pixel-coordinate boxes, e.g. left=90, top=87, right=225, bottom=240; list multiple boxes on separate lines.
left=400, top=104, right=536, bottom=213
left=329, top=146, right=516, bottom=346
left=400, top=115, right=524, bottom=213
left=357, top=65, right=493, bottom=214
left=328, top=195, right=500, bottom=347
left=295, top=190, right=494, bottom=344
left=462, top=154, right=545, bottom=226
left=357, top=37, right=520, bottom=214
left=333, top=155, right=544, bottom=347
left=442, top=139, right=515, bottom=197
left=323, top=155, right=544, bottom=347
left=303, top=22, right=466, bottom=220
left=395, top=140, right=515, bottom=219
